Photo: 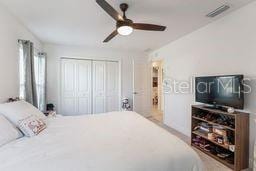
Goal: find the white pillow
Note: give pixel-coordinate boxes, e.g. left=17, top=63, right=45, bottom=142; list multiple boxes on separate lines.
left=18, top=115, right=46, bottom=137
left=0, top=115, right=22, bottom=147
left=0, top=101, right=46, bottom=126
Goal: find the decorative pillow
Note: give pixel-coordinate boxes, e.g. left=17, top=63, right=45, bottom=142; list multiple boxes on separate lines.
left=0, top=115, right=23, bottom=147
left=18, top=115, right=46, bottom=137
left=0, top=100, right=46, bottom=127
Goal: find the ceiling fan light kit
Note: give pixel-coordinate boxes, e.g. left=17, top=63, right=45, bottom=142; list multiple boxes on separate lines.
left=116, top=19, right=133, bottom=36
left=96, top=0, right=167, bottom=42
left=117, top=26, right=133, bottom=36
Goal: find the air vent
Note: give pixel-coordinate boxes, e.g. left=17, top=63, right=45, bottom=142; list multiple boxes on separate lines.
left=206, top=5, right=230, bottom=17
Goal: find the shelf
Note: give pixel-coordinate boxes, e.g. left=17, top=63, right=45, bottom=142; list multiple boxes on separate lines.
left=192, top=144, right=234, bottom=170
left=191, top=105, right=249, bottom=171
left=192, top=116, right=235, bottom=131
left=192, top=105, right=248, bottom=117
left=192, top=130, right=231, bottom=151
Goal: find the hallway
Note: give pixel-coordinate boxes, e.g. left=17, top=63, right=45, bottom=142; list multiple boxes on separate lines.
left=151, top=105, right=163, bottom=122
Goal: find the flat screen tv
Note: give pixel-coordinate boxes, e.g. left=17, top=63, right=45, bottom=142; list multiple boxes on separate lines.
left=195, top=75, right=244, bottom=109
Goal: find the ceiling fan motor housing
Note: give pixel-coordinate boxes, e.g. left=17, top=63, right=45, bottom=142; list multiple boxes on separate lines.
left=116, top=19, right=133, bottom=29
left=120, top=3, right=129, bottom=13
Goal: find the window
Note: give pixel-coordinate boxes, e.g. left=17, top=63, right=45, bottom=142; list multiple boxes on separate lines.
left=34, top=52, right=46, bottom=111
left=19, top=41, right=46, bottom=111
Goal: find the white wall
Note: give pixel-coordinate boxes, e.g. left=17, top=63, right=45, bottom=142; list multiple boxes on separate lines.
left=0, top=3, right=42, bottom=103
left=44, top=43, right=146, bottom=112
left=150, top=1, right=256, bottom=167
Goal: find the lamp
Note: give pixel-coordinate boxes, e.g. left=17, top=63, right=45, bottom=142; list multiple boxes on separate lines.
left=117, top=26, right=133, bottom=36
left=116, top=19, right=133, bottom=36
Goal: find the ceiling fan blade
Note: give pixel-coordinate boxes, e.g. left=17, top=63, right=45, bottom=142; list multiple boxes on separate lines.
left=132, top=23, right=166, bottom=31
left=96, top=0, right=124, bottom=21
left=103, top=30, right=118, bottom=42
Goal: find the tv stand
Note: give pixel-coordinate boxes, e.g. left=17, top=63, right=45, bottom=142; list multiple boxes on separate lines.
left=191, top=105, right=249, bottom=171
left=204, top=105, right=222, bottom=110
left=204, top=105, right=229, bottom=112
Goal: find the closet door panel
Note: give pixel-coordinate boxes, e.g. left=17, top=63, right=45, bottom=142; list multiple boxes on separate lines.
left=76, top=60, right=92, bottom=115
left=77, top=98, right=90, bottom=114
left=62, top=98, right=76, bottom=115
left=61, top=59, right=119, bottom=115
left=61, top=59, right=77, bottom=115
left=106, top=62, right=119, bottom=112
left=93, top=61, right=105, bottom=114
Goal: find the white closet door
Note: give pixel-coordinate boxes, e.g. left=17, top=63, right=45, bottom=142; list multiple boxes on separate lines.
left=61, top=59, right=92, bottom=115
left=76, top=60, right=92, bottom=115
left=61, top=59, right=119, bottom=115
left=61, top=59, right=77, bottom=115
left=106, top=61, right=119, bottom=112
left=93, top=61, right=105, bottom=114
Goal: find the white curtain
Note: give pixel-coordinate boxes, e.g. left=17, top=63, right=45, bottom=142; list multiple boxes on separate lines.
left=19, top=40, right=46, bottom=111
left=18, top=40, right=38, bottom=107
left=34, top=52, right=46, bottom=111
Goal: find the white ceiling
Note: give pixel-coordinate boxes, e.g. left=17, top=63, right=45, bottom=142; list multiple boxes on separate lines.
left=0, top=0, right=254, bottom=52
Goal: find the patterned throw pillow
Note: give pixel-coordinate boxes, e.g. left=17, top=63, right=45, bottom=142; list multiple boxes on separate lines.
left=18, top=115, right=46, bottom=137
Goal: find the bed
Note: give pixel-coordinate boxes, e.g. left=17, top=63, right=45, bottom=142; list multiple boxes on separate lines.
left=0, top=111, right=203, bottom=171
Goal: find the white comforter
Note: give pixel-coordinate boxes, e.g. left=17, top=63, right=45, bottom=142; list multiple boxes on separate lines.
left=0, top=111, right=203, bottom=171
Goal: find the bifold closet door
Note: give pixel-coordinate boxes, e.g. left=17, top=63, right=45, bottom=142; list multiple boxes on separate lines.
left=92, top=61, right=105, bottom=114
left=76, top=60, right=92, bottom=115
left=106, top=61, right=119, bottom=112
left=61, top=59, right=119, bottom=115
left=61, top=59, right=76, bottom=115
left=61, top=59, right=92, bottom=115
left=92, top=61, right=119, bottom=114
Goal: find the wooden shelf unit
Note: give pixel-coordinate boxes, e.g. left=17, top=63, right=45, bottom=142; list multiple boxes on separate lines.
left=191, top=105, right=249, bottom=171
left=192, top=130, right=230, bottom=150
left=192, top=116, right=235, bottom=131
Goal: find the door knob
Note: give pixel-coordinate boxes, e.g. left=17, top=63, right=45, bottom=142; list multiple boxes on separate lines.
left=133, top=92, right=138, bottom=95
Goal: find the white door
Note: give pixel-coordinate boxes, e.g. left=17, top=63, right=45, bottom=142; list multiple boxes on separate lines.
left=133, top=58, right=150, bottom=116
left=93, top=61, right=105, bottom=114
left=61, top=59, right=120, bottom=115
left=106, top=61, right=119, bottom=112
left=76, top=60, right=92, bottom=115
left=61, top=59, right=76, bottom=115
left=61, top=59, right=92, bottom=115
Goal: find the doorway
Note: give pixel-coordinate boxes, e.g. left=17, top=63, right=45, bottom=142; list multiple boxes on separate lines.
left=151, top=61, right=163, bottom=122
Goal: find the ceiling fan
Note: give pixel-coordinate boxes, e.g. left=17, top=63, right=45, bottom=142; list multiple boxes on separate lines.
left=96, top=0, right=167, bottom=42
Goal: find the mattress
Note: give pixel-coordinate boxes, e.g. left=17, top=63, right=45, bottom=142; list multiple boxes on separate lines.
left=0, top=111, right=203, bottom=171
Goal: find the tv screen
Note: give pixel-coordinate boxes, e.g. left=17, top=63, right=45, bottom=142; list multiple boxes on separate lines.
left=195, top=75, right=244, bottom=109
